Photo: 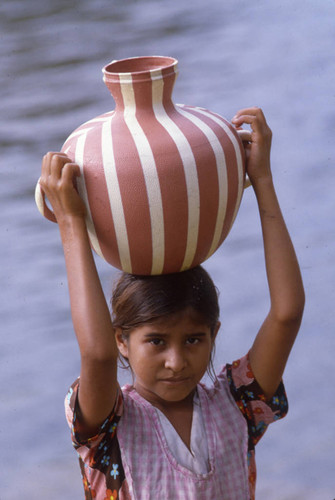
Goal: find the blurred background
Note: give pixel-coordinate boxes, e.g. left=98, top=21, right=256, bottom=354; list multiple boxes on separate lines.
left=1, top=0, right=334, bottom=498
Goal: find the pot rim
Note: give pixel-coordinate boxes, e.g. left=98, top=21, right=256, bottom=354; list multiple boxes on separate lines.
left=102, top=55, right=178, bottom=82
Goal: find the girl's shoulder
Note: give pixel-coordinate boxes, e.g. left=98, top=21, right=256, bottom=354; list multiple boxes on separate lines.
left=225, top=353, right=289, bottom=447
left=197, top=353, right=252, bottom=398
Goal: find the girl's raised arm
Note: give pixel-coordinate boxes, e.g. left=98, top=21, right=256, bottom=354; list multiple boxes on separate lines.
left=40, top=152, right=119, bottom=437
left=232, top=109, right=305, bottom=400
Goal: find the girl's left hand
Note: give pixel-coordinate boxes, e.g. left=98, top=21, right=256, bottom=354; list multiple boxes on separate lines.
left=232, top=107, right=272, bottom=186
left=39, top=152, right=86, bottom=223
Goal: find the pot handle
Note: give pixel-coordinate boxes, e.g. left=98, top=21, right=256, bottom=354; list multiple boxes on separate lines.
left=237, top=129, right=252, bottom=189
left=35, top=178, right=57, bottom=223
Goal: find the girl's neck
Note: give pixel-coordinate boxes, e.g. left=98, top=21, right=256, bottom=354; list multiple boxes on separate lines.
left=134, top=382, right=195, bottom=413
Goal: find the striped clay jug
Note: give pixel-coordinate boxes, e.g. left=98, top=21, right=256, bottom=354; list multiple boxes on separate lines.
left=35, top=56, right=246, bottom=275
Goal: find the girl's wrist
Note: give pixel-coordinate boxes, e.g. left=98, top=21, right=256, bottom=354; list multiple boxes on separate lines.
left=250, top=172, right=274, bottom=192
left=58, top=213, right=88, bottom=240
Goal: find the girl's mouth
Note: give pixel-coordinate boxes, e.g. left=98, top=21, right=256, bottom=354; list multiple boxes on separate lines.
left=161, top=377, right=189, bottom=384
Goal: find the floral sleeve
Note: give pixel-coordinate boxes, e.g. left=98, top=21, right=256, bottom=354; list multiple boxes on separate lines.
left=64, top=378, right=126, bottom=500
left=226, top=353, right=288, bottom=450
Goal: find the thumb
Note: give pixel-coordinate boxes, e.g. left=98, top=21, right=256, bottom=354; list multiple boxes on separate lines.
left=237, top=129, right=252, bottom=143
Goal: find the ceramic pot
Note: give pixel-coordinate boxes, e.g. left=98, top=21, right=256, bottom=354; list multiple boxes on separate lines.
left=35, top=56, right=246, bottom=275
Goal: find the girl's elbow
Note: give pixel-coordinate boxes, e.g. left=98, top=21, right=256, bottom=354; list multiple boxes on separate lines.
left=274, top=293, right=305, bottom=326
left=295, top=288, right=306, bottom=321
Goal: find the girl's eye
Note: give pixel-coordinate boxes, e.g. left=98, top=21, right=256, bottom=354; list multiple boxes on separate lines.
left=149, top=338, right=165, bottom=346
left=186, top=337, right=200, bottom=345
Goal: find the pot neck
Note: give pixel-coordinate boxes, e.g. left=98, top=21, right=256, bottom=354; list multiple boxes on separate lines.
left=102, top=56, right=178, bottom=113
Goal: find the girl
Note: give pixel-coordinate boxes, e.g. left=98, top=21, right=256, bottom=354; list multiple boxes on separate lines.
left=40, top=108, right=304, bottom=499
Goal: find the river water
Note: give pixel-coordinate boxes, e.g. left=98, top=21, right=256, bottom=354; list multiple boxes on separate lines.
left=1, top=0, right=335, bottom=498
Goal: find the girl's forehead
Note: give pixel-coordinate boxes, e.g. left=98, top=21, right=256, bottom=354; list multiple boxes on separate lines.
left=143, top=308, right=209, bottom=330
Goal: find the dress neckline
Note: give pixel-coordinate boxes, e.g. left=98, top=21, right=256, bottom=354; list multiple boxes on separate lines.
left=123, top=383, right=217, bottom=479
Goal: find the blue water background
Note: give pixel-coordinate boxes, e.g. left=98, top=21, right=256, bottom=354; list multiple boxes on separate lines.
left=1, top=0, right=335, bottom=498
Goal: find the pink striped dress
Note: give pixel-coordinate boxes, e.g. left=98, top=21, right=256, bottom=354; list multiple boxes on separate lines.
left=65, top=354, right=288, bottom=499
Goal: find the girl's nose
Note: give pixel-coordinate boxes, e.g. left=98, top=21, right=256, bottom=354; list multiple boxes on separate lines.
left=164, top=347, right=187, bottom=372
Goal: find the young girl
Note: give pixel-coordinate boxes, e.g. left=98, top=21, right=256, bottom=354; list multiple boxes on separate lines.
left=40, top=108, right=304, bottom=500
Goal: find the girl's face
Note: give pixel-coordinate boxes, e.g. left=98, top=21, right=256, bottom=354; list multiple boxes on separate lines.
left=115, top=309, right=219, bottom=409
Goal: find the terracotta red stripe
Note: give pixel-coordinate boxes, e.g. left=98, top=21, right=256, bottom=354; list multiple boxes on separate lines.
left=182, top=107, right=241, bottom=252
left=202, top=109, right=245, bottom=243
left=165, top=106, right=219, bottom=267
left=82, top=122, right=122, bottom=267
left=162, top=68, right=178, bottom=113
left=111, top=107, right=153, bottom=275
left=132, top=72, right=189, bottom=274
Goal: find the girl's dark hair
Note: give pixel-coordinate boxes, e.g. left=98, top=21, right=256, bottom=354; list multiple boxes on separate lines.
left=110, top=265, right=220, bottom=336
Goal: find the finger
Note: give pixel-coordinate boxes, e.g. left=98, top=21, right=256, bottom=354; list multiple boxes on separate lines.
left=51, top=155, right=69, bottom=180
left=233, top=114, right=267, bottom=138
left=62, top=162, right=81, bottom=184
left=232, top=107, right=269, bottom=133
left=42, top=152, right=70, bottom=177
left=233, top=107, right=265, bottom=120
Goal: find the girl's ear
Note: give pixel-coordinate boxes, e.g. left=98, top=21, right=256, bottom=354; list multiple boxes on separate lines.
left=115, top=328, right=129, bottom=359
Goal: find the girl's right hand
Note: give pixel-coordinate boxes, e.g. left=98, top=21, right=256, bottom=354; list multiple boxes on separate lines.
left=232, top=107, right=272, bottom=187
left=39, top=152, right=86, bottom=222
